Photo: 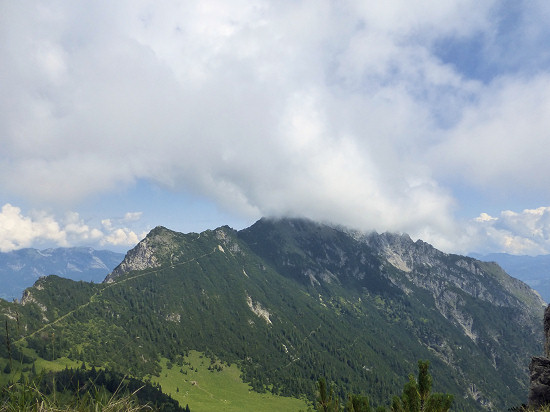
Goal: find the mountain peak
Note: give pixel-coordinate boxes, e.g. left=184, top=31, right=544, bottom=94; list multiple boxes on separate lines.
left=104, top=224, right=237, bottom=282
left=105, top=226, right=183, bottom=282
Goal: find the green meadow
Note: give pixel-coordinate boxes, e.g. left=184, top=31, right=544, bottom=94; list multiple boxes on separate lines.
left=0, top=343, right=81, bottom=386
left=151, top=351, right=310, bottom=412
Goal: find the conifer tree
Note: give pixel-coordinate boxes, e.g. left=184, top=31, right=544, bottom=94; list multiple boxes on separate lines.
left=391, top=361, right=453, bottom=412
left=346, top=393, right=372, bottom=412
left=317, top=378, right=339, bottom=412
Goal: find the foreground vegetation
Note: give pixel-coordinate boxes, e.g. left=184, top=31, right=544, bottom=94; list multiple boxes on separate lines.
left=0, top=345, right=542, bottom=412
left=0, top=367, right=187, bottom=412
left=1, top=380, right=150, bottom=412
left=0, top=359, right=452, bottom=412
left=313, top=360, right=453, bottom=412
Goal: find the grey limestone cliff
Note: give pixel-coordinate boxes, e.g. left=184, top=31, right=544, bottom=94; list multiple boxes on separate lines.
left=104, top=225, right=199, bottom=282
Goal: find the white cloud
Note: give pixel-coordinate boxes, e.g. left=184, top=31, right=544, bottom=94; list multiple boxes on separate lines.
left=103, top=228, right=142, bottom=247
left=474, top=213, right=498, bottom=223
left=0, top=204, right=144, bottom=252
left=2, top=1, right=550, bottom=254
left=64, top=211, right=104, bottom=243
left=430, top=75, right=550, bottom=195
left=458, top=207, right=550, bottom=255
left=0, top=204, right=67, bottom=252
left=101, top=214, right=147, bottom=247
left=123, top=212, right=143, bottom=222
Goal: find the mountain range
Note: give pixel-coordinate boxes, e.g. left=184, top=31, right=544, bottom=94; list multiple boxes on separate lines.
left=0, top=218, right=546, bottom=411
left=471, top=253, right=550, bottom=303
left=0, top=247, right=125, bottom=301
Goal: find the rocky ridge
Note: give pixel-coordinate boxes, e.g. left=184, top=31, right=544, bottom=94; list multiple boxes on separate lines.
left=105, top=226, right=187, bottom=282
left=362, top=232, right=545, bottom=332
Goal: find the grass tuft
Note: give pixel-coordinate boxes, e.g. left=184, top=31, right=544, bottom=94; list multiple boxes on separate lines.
left=0, top=374, right=153, bottom=412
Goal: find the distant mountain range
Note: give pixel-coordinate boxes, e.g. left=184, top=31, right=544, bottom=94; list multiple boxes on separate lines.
left=1, top=218, right=545, bottom=410
left=0, top=247, right=124, bottom=301
left=471, top=253, right=550, bottom=302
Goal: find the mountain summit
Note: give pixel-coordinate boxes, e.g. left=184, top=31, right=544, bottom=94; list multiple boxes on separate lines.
left=3, top=218, right=545, bottom=410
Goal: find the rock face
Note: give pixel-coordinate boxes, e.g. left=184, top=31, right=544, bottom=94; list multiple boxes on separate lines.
left=529, top=305, right=550, bottom=408
left=471, top=253, right=550, bottom=303
left=104, top=226, right=180, bottom=282
left=530, top=356, right=550, bottom=408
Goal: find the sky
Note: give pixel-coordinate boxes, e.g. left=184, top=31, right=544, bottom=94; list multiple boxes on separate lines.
left=2, top=1, right=550, bottom=256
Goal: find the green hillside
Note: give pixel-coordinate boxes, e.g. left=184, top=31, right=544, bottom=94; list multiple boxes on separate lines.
left=152, top=352, right=309, bottom=411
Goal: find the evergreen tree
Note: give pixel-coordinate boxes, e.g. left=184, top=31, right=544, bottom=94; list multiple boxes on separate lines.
left=391, top=361, right=453, bottom=412
left=346, top=393, right=372, bottom=412
left=317, top=378, right=339, bottom=412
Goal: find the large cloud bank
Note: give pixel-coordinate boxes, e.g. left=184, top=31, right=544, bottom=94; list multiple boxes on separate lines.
left=2, top=1, right=550, bottom=254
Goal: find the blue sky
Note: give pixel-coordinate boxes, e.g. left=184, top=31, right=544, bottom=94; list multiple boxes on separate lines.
left=2, top=0, right=550, bottom=255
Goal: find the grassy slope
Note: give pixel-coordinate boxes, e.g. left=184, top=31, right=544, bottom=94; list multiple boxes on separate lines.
left=0, top=345, right=81, bottom=386
left=151, top=352, right=310, bottom=412
left=1, top=349, right=310, bottom=411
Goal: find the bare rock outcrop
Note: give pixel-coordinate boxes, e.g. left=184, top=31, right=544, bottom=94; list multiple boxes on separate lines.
left=529, top=356, right=550, bottom=408
left=104, top=226, right=178, bottom=282
left=529, top=305, right=550, bottom=408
